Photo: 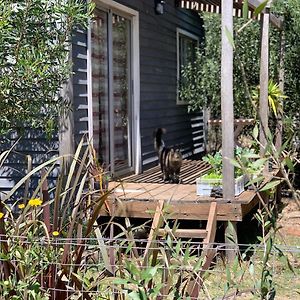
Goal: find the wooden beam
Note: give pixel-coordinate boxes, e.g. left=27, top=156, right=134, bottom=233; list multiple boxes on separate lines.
left=259, top=7, right=270, bottom=157
left=189, top=202, right=218, bottom=298
left=275, top=29, right=285, bottom=149
left=143, top=199, right=164, bottom=261
left=100, top=198, right=243, bottom=221
left=202, top=202, right=217, bottom=256
left=221, top=0, right=235, bottom=201
left=225, top=221, right=238, bottom=261
left=59, top=73, right=75, bottom=160
left=221, top=0, right=238, bottom=261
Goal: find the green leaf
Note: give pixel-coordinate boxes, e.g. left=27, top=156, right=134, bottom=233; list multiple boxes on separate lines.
left=259, top=180, right=281, bottom=192
left=279, top=254, right=295, bottom=274
left=284, top=157, right=294, bottom=172
left=249, top=261, right=255, bottom=276
left=242, top=153, right=260, bottom=159
left=141, top=266, right=158, bottom=281
left=252, top=158, right=268, bottom=170
left=225, top=26, right=235, bottom=49
left=246, top=175, right=264, bottom=187
left=114, top=278, right=130, bottom=285
left=243, top=0, right=249, bottom=19
left=264, top=220, right=271, bottom=229
left=230, top=158, right=242, bottom=169
left=193, top=258, right=204, bottom=272
left=138, top=289, right=148, bottom=300
left=183, top=245, right=190, bottom=264
left=254, top=0, right=269, bottom=16
left=253, top=124, right=259, bottom=140
left=232, top=256, right=239, bottom=274
left=128, top=291, right=142, bottom=300
left=257, top=236, right=263, bottom=242
left=224, top=281, right=230, bottom=295
left=226, top=266, right=232, bottom=284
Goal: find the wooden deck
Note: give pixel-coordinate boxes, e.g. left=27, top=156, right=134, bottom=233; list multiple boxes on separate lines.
left=102, top=160, right=274, bottom=222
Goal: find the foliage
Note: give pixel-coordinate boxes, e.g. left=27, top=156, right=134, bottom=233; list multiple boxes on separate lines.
left=252, top=80, right=287, bottom=118
left=179, top=13, right=221, bottom=117
left=272, top=0, right=300, bottom=120
left=202, top=151, right=223, bottom=176
left=179, top=5, right=300, bottom=121
left=0, top=0, right=93, bottom=136
left=0, top=139, right=112, bottom=299
left=0, top=138, right=299, bottom=299
left=203, top=147, right=262, bottom=178
left=179, top=13, right=262, bottom=118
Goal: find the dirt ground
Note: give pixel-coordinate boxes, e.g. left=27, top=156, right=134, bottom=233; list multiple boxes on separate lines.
left=278, top=197, right=300, bottom=239
left=219, top=197, right=300, bottom=299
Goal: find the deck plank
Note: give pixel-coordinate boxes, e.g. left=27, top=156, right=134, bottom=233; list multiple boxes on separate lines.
left=104, top=161, right=280, bottom=222
left=101, top=199, right=242, bottom=221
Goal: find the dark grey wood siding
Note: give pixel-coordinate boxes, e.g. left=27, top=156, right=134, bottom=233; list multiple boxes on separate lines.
left=71, top=0, right=205, bottom=171
left=0, top=130, right=59, bottom=197
left=72, top=28, right=89, bottom=146
left=116, top=0, right=205, bottom=168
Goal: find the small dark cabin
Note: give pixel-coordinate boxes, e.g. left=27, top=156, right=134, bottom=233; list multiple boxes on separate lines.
left=0, top=0, right=205, bottom=191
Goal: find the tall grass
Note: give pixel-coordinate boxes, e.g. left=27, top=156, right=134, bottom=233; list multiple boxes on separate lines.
left=0, top=138, right=298, bottom=300
left=0, top=139, right=114, bottom=299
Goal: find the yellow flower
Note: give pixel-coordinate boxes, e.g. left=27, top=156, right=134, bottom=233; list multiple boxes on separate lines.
left=28, top=198, right=43, bottom=207
left=0, top=212, right=4, bottom=219
left=52, top=231, right=59, bottom=237
left=18, top=203, right=25, bottom=209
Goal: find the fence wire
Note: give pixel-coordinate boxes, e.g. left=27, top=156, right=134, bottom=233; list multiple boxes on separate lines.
left=0, top=235, right=299, bottom=299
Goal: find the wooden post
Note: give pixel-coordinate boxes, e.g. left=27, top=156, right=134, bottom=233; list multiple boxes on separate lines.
left=259, top=8, right=270, bottom=156
left=59, top=70, right=75, bottom=160
left=221, top=0, right=235, bottom=201
left=225, top=220, right=238, bottom=261
left=221, top=0, right=237, bottom=261
left=275, top=28, right=285, bottom=150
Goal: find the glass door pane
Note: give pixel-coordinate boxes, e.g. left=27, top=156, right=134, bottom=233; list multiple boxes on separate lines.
left=91, top=9, right=110, bottom=167
left=112, top=14, right=132, bottom=172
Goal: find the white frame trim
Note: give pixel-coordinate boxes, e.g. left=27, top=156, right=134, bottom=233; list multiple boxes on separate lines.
left=87, top=0, right=141, bottom=174
left=176, top=28, right=199, bottom=105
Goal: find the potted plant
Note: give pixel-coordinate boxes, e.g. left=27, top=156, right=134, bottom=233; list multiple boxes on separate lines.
left=196, top=148, right=260, bottom=197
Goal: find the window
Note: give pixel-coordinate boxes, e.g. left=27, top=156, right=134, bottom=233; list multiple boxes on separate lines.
left=176, top=28, right=199, bottom=105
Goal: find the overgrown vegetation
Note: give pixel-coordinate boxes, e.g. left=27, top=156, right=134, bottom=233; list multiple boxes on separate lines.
left=1, top=0, right=300, bottom=299
left=0, top=140, right=298, bottom=299
left=0, top=140, right=113, bottom=299
left=180, top=0, right=300, bottom=129
left=0, top=0, right=93, bottom=136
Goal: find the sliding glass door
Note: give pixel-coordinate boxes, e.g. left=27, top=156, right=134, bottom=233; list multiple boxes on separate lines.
left=91, top=7, right=133, bottom=175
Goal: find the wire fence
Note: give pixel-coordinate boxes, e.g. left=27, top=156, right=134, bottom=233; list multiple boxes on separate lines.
left=1, top=235, right=299, bottom=299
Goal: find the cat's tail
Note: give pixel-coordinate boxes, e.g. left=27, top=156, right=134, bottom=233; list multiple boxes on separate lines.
left=153, top=128, right=166, bottom=152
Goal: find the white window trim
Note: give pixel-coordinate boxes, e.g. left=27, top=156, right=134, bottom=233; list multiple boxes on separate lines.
left=176, top=28, right=199, bottom=105
left=87, top=0, right=141, bottom=174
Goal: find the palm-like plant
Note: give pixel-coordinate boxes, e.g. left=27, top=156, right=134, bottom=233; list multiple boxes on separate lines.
left=252, top=80, right=287, bottom=117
